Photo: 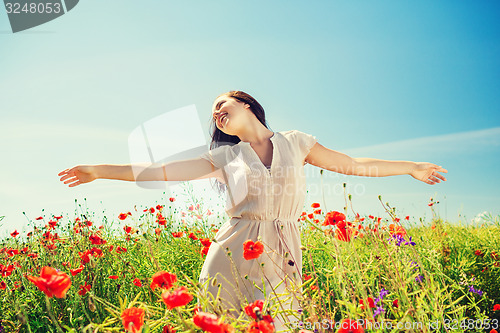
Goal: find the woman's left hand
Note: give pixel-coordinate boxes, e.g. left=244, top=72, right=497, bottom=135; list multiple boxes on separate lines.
left=410, top=162, right=448, bottom=185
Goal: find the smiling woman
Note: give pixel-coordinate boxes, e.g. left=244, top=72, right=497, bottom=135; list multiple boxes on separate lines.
left=58, top=90, right=447, bottom=332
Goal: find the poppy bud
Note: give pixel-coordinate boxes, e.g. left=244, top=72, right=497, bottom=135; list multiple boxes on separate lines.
left=300, top=246, right=306, bottom=251
left=211, top=278, right=218, bottom=287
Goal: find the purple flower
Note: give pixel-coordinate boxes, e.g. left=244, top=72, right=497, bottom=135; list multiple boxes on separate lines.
left=373, top=305, right=385, bottom=317
left=415, top=275, right=424, bottom=283
left=405, top=236, right=416, bottom=246
left=468, top=285, right=483, bottom=297
left=379, top=288, right=389, bottom=299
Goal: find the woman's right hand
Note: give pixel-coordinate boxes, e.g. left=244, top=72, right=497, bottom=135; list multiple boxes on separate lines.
left=58, top=165, right=98, bottom=187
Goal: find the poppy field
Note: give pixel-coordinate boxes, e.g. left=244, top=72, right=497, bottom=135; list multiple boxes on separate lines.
left=1, top=186, right=499, bottom=333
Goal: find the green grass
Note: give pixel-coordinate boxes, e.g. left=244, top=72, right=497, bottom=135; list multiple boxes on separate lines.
left=0, top=189, right=499, bottom=333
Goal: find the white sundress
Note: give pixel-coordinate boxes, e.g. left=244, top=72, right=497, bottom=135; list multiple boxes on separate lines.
left=197, top=130, right=317, bottom=332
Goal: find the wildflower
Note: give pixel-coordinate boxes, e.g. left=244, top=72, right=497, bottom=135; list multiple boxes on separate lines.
left=468, top=285, right=483, bottom=297
left=415, top=275, right=424, bottom=283
left=36, top=216, right=44, bottom=220
left=311, top=203, right=320, bottom=208
left=89, top=233, right=106, bottom=245
left=27, top=266, right=71, bottom=298
left=335, top=221, right=352, bottom=242
left=243, top=240, right=264, bottom=260
left=118, top=213, right=129, bottom=220
left=303, top=274, right=312, bottom=281
left=0, top=281, right=6, bottom=290
left=150, top=271, right=177, bottom=291
left=109, top=275, right=119, bottom=280
left=313, top=209, right=321, bottom=215
left=172, top=232, right=184, bottom=238
left=201, top=246, right=210, bottom=256
left=78, top=282, right=91, bottom=296
left=200, top=238, right=212, bottom=247
left=493, top=304, right=500, bottom=311
left=189, top=232, right=198, bottom=240
left=323, top=211, right=346, bottom=226
left=169, top=197, right=176, bottom=202
left=404, top=236, right=416, bottom=246
left=379, top=288, right=389, bottom=299
left=389, top=224, right=407, bottom=237
left=373, top=305, right=385, bottom=317
left=405, top=216, right=410, bottom=220
left=10, top=230, right=19, bottom=238
left=359, top=297, right=375, bottom=309
left=133, top=278, right=142, bottom=287
left=193, top=312, right=230, bottom=333
left=123, top=226, right=132, bottom=234
left=163, top=325, right=176, bottom=333
left=474, top=250, right=484, bottom=257
left=337, top=319, right=364, bottom=333
left=247, top=320, right=274, bottom=333
left=121, top=307, right=145, bottom=333
left=70, top=265, right=84, bottom=276
left=392, top=299, right=399, bottom=308
left=244, top=300, right=264, bottom=320
left=161, top=286, right=193, bottom=309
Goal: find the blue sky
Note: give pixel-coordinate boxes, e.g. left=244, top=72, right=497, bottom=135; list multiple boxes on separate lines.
left=1, top=1, right=499, bottom=236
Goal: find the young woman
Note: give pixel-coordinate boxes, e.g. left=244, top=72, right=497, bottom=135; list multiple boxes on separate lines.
left=58, top=90, right=447, bottom=332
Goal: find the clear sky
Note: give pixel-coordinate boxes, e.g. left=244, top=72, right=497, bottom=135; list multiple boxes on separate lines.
left=1, top=0, right=499, bottom=236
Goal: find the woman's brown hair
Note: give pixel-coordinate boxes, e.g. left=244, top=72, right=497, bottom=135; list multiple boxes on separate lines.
left=207, top=91, right=273, bottom=195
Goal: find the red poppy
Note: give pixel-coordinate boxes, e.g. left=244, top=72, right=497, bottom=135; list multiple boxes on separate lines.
left=393, top=299, right=399, bottom=308
left=121, top=307, right=145, bottom=333
left=27, top=266, right=71, bottom=298
left=172, top=232, right=184, bottom=238
left=70, top=265, right=84, bottom=276
left=163, top=325, right=177, bottom=333
left=405, top=216, right=410, bottom=220
left=201, top=246, right=210, bottom=256
left=0, top=281, right=6, bottom=290
left=118, top=213, right=129, bottom=220
left=335, top=221, right=352, bottom=242
left=475, top=250, right=484, bottom=256
left=155, top=228, right=161, bottom=235
left=10, top=230, right=19, bottom=238
left=247, top=320, right=274, bottom=333
left=243, top=240, right=264, bottom=260
left=337, top=319, right=364, bottom=333
left=311, top=203, right=320, bottom=208
left=491, top=252, right=500, bottom=260
left=199, top=238, right=212, bottom=247
left=78, top=282, right=91, bottom=296
left=490, top=329, right=498, bottom=333
left=359, top=297, right=375, bottom=309
left=493, top=304, right=500, bottom=311
left=323, top=211, right=346, bottom=226
left=109, top=275, right=119, bottom=280
left=133, top=278, right=142, bottom=287
left=36, top=216, right=44, bottom=220
left=389, top=224, right=407, bottom=237
left=303, top=274, right=312, bottom=281
left=89, top=233, right=106, bottom=245
left=116, top=246, right=127, bottom=254
left=193, top=312, right=233, bottom=333
left=244, top=300, right=264, bottom=320
left=169, top=197, right=176, bottom=202
left=313, top=209, right=321, bottom=215
left=150, top=271, right=177, bottom=291
left=161, top=286, right=193, bottom=309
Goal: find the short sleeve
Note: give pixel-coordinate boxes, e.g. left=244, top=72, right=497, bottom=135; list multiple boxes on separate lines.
left=294, top=130, right=317, bottom=162
left=200, top=145, right=231, bottom=170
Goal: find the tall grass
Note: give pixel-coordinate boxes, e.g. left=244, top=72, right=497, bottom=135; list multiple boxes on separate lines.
left=0, top=183, right=499, bottom=333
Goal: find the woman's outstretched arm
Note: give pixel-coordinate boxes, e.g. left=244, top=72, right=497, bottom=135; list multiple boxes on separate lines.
left=58, top=158, right=224, bottom=188
left=305, top=142, right=447, bottom=185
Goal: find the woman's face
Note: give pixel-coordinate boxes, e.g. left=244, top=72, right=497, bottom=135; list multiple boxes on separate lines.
left=211, top=95, right=251, bottom=136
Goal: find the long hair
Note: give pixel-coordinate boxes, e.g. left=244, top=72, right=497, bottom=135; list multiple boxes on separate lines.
left=207, top=91, right=273, bottom=195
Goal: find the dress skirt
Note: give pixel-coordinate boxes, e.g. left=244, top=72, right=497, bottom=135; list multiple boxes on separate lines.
left=198, top=216, right=303, bottom=332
